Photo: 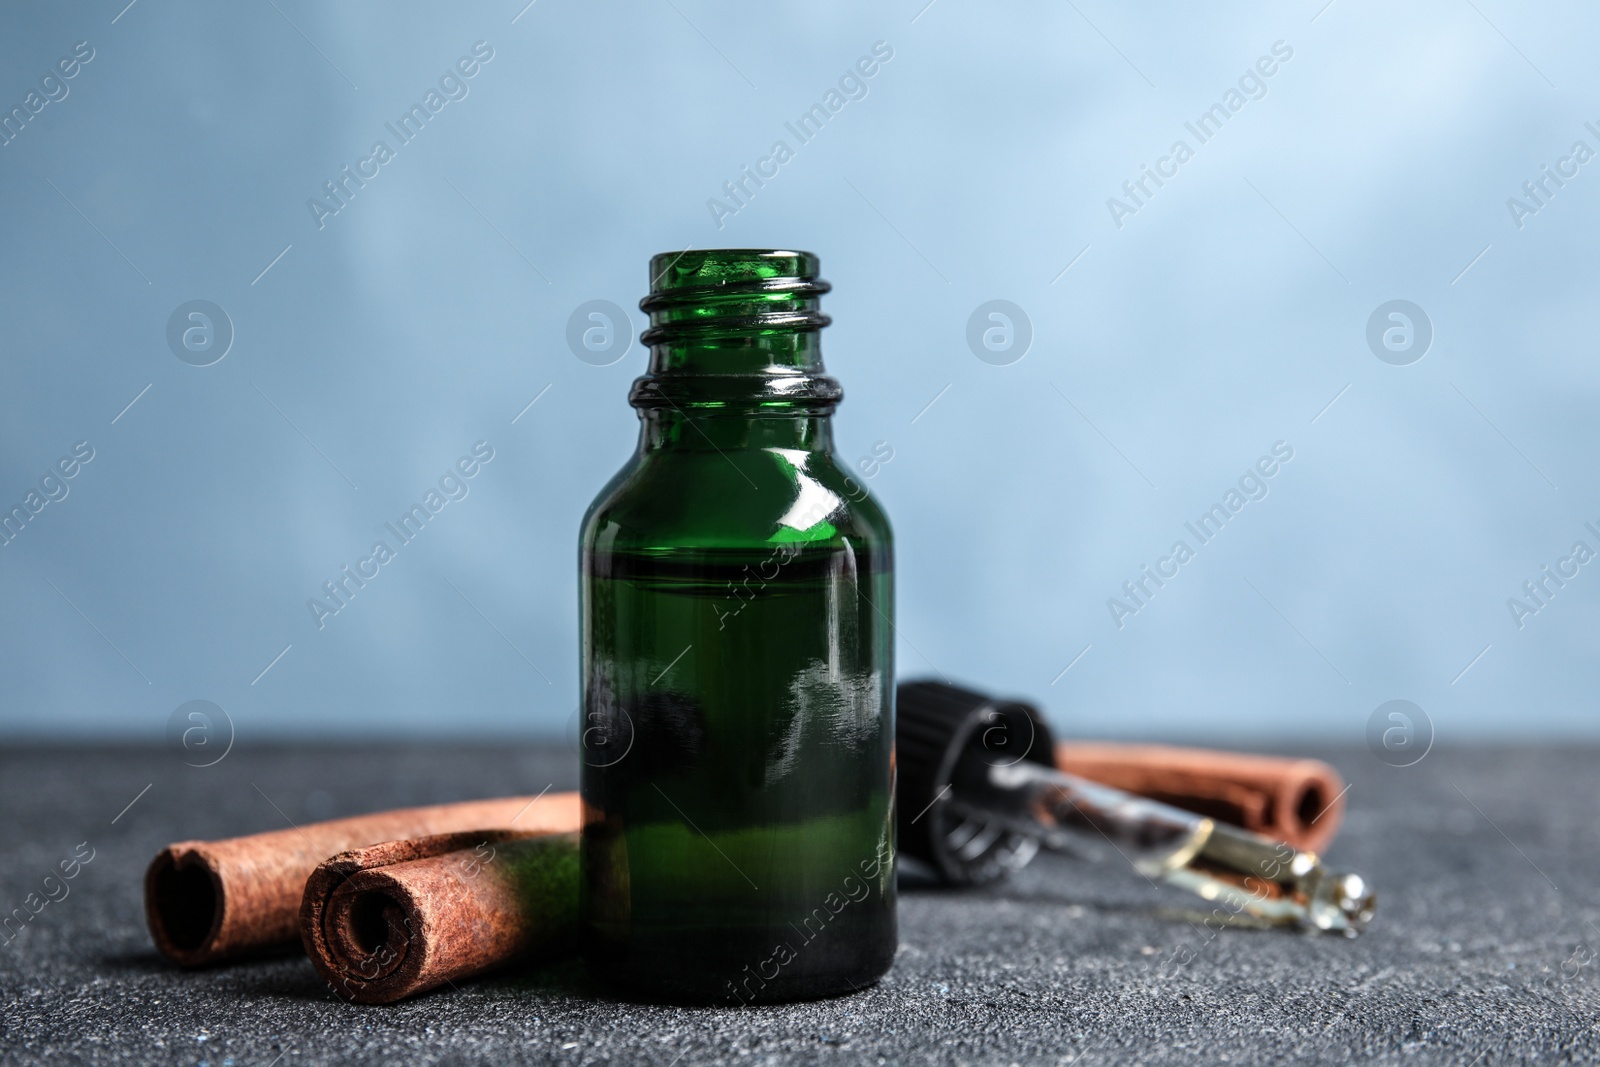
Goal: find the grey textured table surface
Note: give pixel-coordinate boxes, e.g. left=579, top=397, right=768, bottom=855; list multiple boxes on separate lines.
left=2, top=743, right=1597, bottom=1066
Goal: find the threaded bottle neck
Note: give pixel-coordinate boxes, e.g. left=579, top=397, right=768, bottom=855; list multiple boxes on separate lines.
left=630, top=249, right=841, bottom=412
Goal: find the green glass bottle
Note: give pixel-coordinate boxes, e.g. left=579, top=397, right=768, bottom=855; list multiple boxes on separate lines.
left=578, top=249, right=896, bottom=1004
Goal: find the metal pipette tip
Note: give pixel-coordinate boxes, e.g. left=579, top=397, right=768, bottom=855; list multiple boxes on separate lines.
left=962, top=760, right=1377, bottom=935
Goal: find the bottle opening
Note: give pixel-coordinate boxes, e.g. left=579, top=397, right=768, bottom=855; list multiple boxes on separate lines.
left=639, top=249, right=831, bottom=348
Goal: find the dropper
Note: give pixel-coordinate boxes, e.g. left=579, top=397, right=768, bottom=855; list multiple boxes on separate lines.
left=896, top=680, right=1376, bottom=934
left=948, top=760, right=1373, bottom=932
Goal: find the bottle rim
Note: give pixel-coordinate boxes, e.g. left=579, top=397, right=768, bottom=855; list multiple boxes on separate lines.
left=639, top=249, right=831, bottom=349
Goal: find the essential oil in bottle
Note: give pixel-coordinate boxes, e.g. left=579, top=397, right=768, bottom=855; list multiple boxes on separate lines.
left=579, top=249, right=896, bottom=1004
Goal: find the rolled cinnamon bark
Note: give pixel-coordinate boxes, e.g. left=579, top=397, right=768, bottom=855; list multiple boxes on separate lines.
left=1053, top=743, right=1345, bottom=853
left=145, top=792, right=579, bottom=966
left=301, top=829, right=578, bottom=1004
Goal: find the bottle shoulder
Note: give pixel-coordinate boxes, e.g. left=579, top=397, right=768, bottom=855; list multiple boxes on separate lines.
left=581, top=447, right=892, bottom=556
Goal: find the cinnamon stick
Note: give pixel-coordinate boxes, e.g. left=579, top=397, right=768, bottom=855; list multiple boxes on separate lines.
left=145, top=792, right=579, bottom=966
left=300, top=829, right=578, bottom=1004
left=1054, top=743, right=1345, bottom=853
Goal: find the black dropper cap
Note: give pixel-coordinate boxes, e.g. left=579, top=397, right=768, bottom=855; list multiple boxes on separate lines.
left=896, top=679, right=1058, bottom=886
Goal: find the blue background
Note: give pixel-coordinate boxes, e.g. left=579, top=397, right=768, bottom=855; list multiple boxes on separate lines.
left=3, top=0, right=1595, bottom=744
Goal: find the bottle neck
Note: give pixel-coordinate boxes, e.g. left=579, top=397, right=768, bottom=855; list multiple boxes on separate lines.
left=629, top=249, right=841, bottom=432
left=649, top=328, right=824, bottom=376
left=638, top=407, right=835, bottom=453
